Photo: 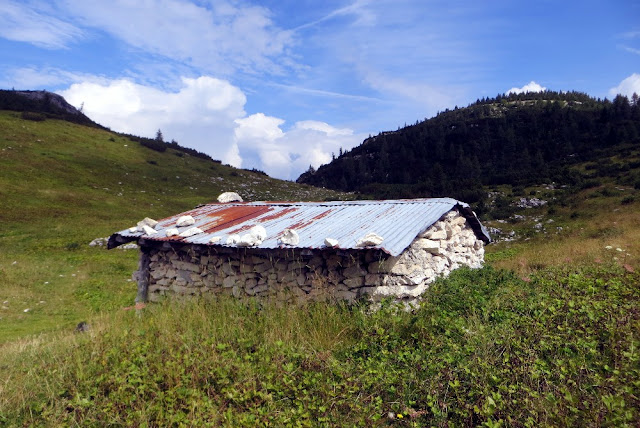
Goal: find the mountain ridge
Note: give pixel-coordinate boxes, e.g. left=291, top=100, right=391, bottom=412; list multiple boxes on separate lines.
left=297, top=90, right=640, bottom=212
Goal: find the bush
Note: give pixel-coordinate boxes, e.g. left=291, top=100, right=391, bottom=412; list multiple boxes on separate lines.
left=580, top=179, right=601, bottom=189
left=20, top=111, right=46, bottom=121
left=628, top=160, right=640, bottom=169
left=512, top=185, right=525, bottom=196
left=139, top=138, right=167, bottom=152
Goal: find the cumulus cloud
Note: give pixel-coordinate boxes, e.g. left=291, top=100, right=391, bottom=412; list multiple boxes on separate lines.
left=506, top=81, right=547, bottom=94
left=0, top=0, right=82, bottom=48
left=609, top=73, right=640, bottom=98
left=235, top=113, right=284, bottom=141
left=59, top=76, right=246, bottom=166
left=234, top=114, right=363, bottom=179
left=57, top=76, right=363, bottom=180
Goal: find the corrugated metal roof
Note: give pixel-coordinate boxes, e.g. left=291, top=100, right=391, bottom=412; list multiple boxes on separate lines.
left=109, top=198, right=491, bottom=256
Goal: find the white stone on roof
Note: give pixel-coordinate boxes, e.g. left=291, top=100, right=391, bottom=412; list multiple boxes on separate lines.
left=279, top=229, right=299, bottom=246
left=217, top=192, right=243, bottom=203
left=176, top=215, right=195, bottom=227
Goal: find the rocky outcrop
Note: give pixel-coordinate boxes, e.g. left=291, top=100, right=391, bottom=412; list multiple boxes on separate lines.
left=14, top=90, right=82, bottom=115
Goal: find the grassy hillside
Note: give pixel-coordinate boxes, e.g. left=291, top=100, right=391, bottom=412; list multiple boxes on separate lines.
left=1, top=106, right=639, bottom=426
left=0, top=110, right=348, bottom=341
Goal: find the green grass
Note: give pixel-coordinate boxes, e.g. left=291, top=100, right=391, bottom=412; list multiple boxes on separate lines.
left=0, top=111, right=349, bottom=341
left=2, top=110, right=640, bottom=425
left=1, top=265, right=638, bottom=426
left=483, top=178, right=640, bottom=275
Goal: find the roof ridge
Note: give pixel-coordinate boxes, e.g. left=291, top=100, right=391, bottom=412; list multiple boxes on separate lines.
left=209, top=197, right=458, bottom=207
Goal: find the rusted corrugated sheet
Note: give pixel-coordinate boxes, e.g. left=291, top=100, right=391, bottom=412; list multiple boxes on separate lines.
left=109, top=198, right=490, bottom=256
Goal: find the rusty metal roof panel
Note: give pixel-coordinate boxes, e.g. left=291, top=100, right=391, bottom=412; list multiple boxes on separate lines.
left=110, top=198, right=490, bottom=256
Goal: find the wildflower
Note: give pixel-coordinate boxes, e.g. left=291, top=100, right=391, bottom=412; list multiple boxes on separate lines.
left=605, top=246, right=613, bottom=250
left=616, top=248, right=623, bottom=252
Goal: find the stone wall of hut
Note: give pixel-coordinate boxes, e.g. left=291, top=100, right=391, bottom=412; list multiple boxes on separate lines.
left=139, top=210, right=484, bottom=304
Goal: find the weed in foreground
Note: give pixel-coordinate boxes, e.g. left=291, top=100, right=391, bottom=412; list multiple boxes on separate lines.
left=0, top=264, right=638, bottom=426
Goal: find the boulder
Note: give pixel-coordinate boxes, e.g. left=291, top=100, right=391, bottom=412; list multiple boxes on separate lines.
left=176, top=215, right=195, bottom=227
left=142, top=225, right=157, bottom=236
left=165, top=228, right=179, bottom=237
left=279, top=229, right=299, bottom=245
left=179, top=227, right=204, bottom=238
left=136, top=217, right=158, bottom=231
left=356, top=232, right=384, bottom=247
left=324, top=237, right=339, bottom=248
left=218, top=192, right=243, bottom=203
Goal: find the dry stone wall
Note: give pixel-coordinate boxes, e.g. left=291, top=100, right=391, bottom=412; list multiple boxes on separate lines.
left=140, top=210, right=484, bottom=304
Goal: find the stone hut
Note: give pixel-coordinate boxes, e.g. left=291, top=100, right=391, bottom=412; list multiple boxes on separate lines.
left=108, top=198, right=491, bottom=305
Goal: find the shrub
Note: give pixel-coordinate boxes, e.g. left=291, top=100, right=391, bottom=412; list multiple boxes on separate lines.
left=139, top=138, right=167, bottom=152
left=580, top=179, right=601, bottom=189
left=621, top=196, right=635, bottom=205
left=20, top=111, right=46, bottom=121
left=64, top=242, right=80, bottom=251
left=628, top=160, right=640, bottom=169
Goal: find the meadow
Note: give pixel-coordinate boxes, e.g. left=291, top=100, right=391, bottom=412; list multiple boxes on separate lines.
left=2, top=264, right=638, bottom=426
left=1, top=111, right=639, bottom=426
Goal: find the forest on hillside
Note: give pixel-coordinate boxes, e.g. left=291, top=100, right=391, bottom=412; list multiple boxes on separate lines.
left=298, top=91, right=640, bottom=206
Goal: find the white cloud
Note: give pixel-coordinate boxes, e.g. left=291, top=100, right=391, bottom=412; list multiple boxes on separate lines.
left=294, top=121, right=353, bottom=137
left=0, top=0, right=82, bottom=48
left=56, top=76, right=363, bottom=179
left=609, top=73, right=640, bottom=98
left=235, top=114, right=284, bottom=141
left=621, top=45, right=640, bottom=56
left=296, top=0, right=376, bottom=30
left=234, top=114, right=363, bottom=179
left=59, top=76, right=246, bottom=165
left=0, top=66, right=92, bottom=89
left=363, top=71, right=459, bottom=117
left=279, top=124, right=362, bottom=178
left=59, top=0, right=294, bottom=76
left=506, top=81, right=546, bottom=94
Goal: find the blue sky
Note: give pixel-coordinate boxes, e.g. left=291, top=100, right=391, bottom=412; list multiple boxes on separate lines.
left=1, top=0, right=639, bottom=180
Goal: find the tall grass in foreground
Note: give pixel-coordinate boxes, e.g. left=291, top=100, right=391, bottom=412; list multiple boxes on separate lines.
left=1, top=265, right=639, bottom=427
